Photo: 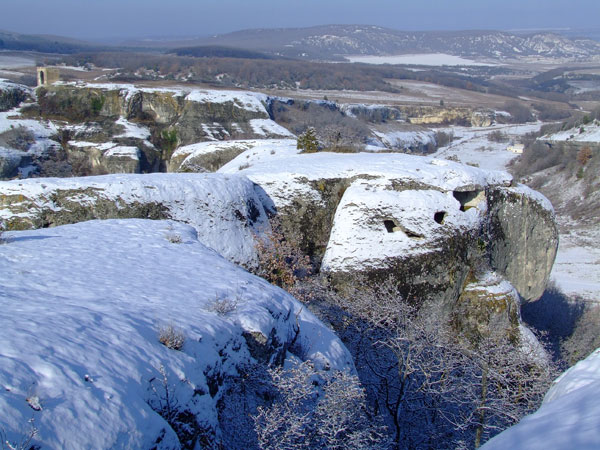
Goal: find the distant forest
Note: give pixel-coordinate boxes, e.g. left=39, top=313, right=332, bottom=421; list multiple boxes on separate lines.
left=62, top=51, right=530, bottom=96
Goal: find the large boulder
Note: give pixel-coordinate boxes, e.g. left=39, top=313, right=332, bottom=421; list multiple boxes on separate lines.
left=487, top=185, right=559, bottom=302
left=226, top=152, right=558, bottom=335
left=0, top=173, right=273, bottom=265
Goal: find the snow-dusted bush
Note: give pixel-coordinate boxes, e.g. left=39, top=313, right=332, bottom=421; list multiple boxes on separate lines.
left=253, top=361, right=386, bottom=450
left=207, top=296, right=238, bottom=316
left=252, top=220, right=312, bottom=293
left=158, top=324, right=185, bottom=351
left=0, top=418, right=38, bottom=450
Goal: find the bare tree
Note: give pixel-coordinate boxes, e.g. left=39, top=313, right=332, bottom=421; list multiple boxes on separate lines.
left=320, top=279, right=555, bottom=449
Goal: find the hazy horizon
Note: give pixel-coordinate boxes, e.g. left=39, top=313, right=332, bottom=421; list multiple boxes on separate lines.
left=2, top=0, right=599, bottom=42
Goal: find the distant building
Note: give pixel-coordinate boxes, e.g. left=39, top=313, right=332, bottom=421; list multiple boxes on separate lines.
left=37, top=67, right=60, bottom=87
left=507, top=143, right=524, bottom=154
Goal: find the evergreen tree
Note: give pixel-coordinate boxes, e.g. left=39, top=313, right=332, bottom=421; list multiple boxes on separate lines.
left=297, top=127, right=319, bottom=153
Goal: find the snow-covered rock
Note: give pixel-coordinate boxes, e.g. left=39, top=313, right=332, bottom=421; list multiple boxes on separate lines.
left=0, top=219, right=353, bottom=449
left=372, top=128, right=436, bottom=152
left=223, top=151, right=557, bottom=330
left=481, top=348, right=600, bottom=450
left=169, top=139, right=298, bottom=173
left=0, top=173, right=273, bottom=265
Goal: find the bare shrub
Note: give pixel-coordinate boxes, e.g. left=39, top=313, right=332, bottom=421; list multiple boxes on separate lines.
left=487, top=130, right=509, bottom=143
left=0, top=418, right=38, bottom=450
left=165, top=232, right=182, bottom=244
left=252, top=219, right=312, bottom=292
left=561, top=303, right=600, bottom=365
left=0, top=221, right=6, bottom=245
left=207, top=296, right=238, bottom=316
left=147, top=364, right=215, bottom=448
left=434, top=130, right=454, bottom=147
left=316, top=278, right=556, bottom=448
left=253, top=361, right=387, bottom=450
left=503, top=101, right=534, bottom=123
left=577, top=145, right=592, bottom=165
left=158, top=324, right=185, bottom=351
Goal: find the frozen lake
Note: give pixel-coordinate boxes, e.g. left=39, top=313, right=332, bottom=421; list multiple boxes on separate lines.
left=345, top=53, right=496, bottom=66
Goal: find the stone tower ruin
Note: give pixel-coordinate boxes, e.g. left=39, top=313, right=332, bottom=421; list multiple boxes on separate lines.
left=37, top=67, right=60, bottom=87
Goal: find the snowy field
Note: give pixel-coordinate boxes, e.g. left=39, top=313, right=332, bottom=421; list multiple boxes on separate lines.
left=550, top=225, right=600, bottom=303
left=432, top=123, right=542, bottom=170
left=0, top=55, right=35, bottom=69
left=345, top=53, right=496, bottom=66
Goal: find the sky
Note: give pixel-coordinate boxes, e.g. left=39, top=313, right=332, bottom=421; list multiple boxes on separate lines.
left=2, top=0, right=599, bottom=41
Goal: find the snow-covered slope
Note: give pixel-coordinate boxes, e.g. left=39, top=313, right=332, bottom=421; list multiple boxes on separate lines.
left=481, top=348, right=600, bottom=450
left=0, top=173, right=272, bottom=265
left=0, top=219, right=353, bottom=449
left=541, top=121, right=600, bottom=143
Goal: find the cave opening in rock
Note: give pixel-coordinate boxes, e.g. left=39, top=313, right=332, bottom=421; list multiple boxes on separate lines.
left=434, top=211, right=447, bottom=224
left=453, top=190, right=484, bottom=212
left=384, top=219, right=424, bottom=238
left=383, top=220, right=397, bottom=233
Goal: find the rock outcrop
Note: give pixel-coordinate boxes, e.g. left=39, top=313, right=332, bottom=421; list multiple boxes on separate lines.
left=487, top=185, right=559, bottom=302
left=15, top=83, right=293, bottom=175
left=224, top=152, right=558, bottom=336
left=35, top=83, right=290, bottom=146
left=0, top=173, right=273, bottom=265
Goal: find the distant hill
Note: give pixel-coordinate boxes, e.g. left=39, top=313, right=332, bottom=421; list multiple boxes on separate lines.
left=130, top=25, right=600, bottom=62
left=0, top=30, right=113, bottom=54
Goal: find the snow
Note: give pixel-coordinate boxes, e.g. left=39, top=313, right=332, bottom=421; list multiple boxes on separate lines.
left=0, top=173, right=272, bottom=265
left=248, top=118, right=295, bottom=137
left=550, top=225, right=600, bottom=303
left=543, top=122, right=600, bottom=143
left=432, top=123, right=543, bottom=171
left=173, top=139, right=299, bottom=172
left=344, top=53, right=497, bottom=66
left=114, top=117, right=152, bottom=140
left=321, top=179, right=483, bottom=272
left=104, top=146, right=141, bottom=159
left=0, top=108, right=59, bottom=157
left=0, top=109, right=57, bottom=139
left=221, top=151, right=512, bottom=208
left=218, top=139, right=300, bottom=172
left=0, top=219, right=353, bottom=449
left=372, top=129, right=435, bottom=150
left=481, top=348, right=600, bottom=450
